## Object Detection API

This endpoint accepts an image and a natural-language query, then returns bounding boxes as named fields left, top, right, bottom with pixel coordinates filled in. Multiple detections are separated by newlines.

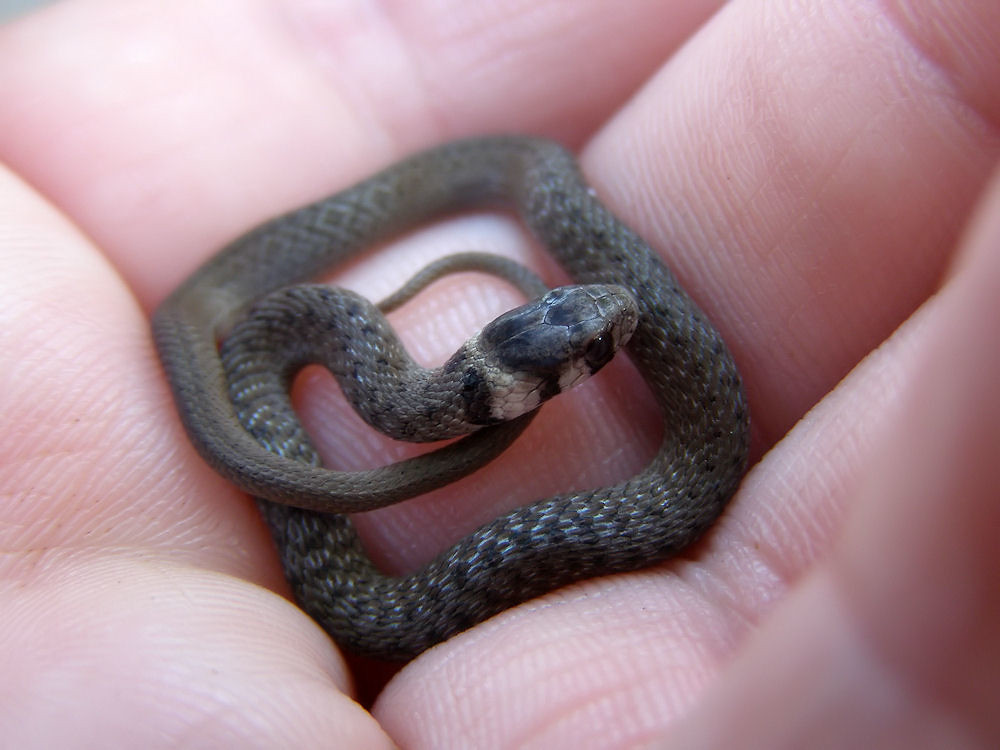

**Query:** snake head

left=470, top=284, right=639, bottom=422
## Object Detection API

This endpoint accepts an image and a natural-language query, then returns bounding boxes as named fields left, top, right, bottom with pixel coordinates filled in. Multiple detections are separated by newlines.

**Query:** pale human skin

left=1, top=0, right=999, bottom=747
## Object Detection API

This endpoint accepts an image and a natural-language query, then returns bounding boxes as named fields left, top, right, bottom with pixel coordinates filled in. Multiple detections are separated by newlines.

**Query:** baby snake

left=152, top=136, right=750, bottom=660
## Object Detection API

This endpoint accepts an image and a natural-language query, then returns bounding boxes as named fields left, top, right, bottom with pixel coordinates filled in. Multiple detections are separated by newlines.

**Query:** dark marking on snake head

left=442, top=350, right=496, bottom=424
left=462, top=364, right=502, bottom=424
left=461, top=367, right=480, bottom=392
left=490, top=327, right=567, bottom=376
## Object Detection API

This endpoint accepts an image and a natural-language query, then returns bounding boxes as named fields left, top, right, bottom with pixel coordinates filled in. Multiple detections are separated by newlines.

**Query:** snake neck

left=220, top=285, right=504, bottom=444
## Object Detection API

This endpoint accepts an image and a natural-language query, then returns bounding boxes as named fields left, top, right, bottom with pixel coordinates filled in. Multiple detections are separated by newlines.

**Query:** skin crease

left=0, top=0, right=998, bottom=748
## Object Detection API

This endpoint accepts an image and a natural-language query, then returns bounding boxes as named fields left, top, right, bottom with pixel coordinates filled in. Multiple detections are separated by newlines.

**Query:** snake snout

left=554, top=284, right=638, bottom=386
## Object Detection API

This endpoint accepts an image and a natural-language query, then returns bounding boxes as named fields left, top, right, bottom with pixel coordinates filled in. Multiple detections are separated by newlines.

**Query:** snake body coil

left=152, top=136, right=750, bottom=660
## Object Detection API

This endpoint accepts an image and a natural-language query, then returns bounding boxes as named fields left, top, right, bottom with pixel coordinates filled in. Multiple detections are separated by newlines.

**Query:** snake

left=152, top=136, right=750, bottom=660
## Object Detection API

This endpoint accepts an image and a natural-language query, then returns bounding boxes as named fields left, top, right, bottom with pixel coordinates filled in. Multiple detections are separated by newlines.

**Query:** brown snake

left=152, top=136, right=750, bottom=660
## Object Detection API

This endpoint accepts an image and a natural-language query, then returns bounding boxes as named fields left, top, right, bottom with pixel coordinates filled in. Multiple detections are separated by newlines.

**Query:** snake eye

left=584, top=332, right=614, bottom=371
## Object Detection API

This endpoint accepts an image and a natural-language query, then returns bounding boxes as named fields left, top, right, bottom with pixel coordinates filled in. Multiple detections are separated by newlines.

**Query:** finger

left=0, top=165, right=395, bottom=745
left=665, top=162, right=1000, bottom=749
left=366, top=0, right=998, bottom=576
left=0, top=0, right=723, bottom=586
left=0, top=0, right=729, bottom=727
left=586, top=0, right=1000, bottom=445
left=0, top=0, right=723, bottom=304
left=373, top=2, right=1000, bottom=747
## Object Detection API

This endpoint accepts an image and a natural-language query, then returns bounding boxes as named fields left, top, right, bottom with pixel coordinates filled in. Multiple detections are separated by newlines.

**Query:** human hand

left=1, top=1, right=998, bottom=747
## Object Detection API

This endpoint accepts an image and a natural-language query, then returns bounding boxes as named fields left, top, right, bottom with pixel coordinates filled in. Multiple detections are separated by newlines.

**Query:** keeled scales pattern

left=152, top=137, right=750, bottom=659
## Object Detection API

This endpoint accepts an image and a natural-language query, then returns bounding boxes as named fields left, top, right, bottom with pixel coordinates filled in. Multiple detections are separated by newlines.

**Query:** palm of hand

left=1, top=2, right=998, bottom=748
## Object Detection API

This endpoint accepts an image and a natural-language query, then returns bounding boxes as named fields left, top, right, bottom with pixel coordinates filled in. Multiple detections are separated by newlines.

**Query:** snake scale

left=152, top=136, right=750, bottom=660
